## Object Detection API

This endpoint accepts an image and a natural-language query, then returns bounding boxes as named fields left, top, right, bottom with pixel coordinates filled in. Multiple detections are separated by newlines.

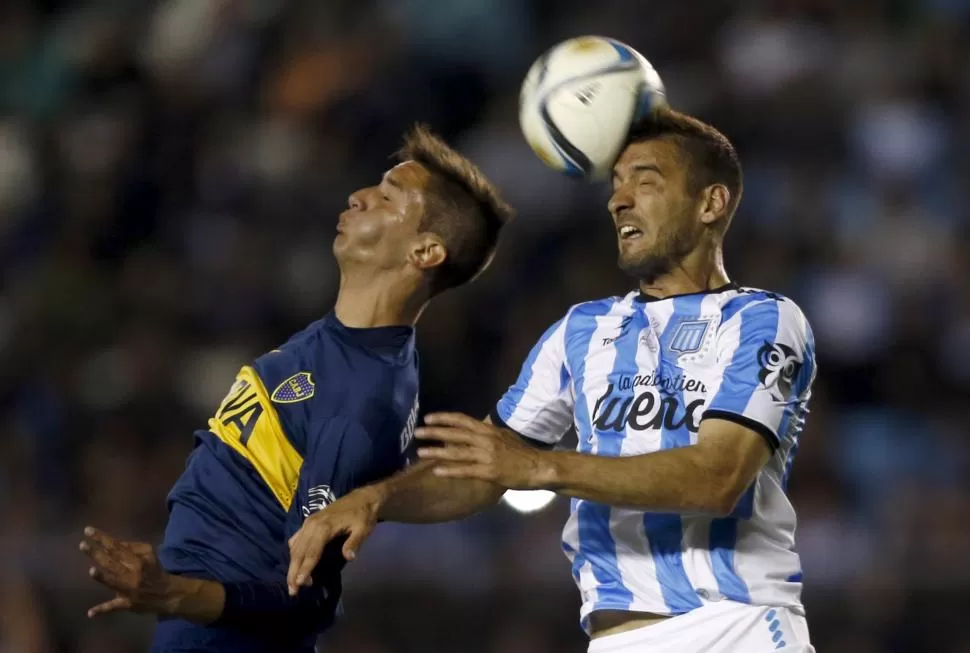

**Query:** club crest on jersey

left=668, top=319, right=711, bottom=354
left=757, top=342, right=802, bottom=401
left=271, top=372, right=315, bottom=403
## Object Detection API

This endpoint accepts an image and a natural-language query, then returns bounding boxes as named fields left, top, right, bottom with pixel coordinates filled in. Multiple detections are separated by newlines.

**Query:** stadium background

left=2, top=0, right=969, bottom=651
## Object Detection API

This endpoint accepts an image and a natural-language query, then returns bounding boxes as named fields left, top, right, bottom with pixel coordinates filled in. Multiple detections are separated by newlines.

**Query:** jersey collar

left=635, top=282, right=738, bottom=303
left=324, top=312, right=416, bottom=362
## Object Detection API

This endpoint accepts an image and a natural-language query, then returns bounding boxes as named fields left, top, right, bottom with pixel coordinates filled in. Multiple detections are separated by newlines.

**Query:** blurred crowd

left=2, top=0, right=970, bottom=651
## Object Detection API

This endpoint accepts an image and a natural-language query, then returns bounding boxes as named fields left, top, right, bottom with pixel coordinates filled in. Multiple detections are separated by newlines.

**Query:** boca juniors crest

left=271, top=372, right=315, bottom=403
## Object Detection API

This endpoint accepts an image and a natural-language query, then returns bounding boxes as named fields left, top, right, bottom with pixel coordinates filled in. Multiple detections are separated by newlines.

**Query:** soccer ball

left=519, top=36, right=667, bottom=181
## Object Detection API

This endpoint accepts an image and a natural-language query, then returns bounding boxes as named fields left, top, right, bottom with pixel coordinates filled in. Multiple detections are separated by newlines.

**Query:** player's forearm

left=164, top=576, right=225, bottom=624
left=214, top=580, right=333, bottom=636
left=537, top=446, right=744, bottom=515
left=375, top=460, right=504, bottom=523
left=166, top=576, right=332, bottom=636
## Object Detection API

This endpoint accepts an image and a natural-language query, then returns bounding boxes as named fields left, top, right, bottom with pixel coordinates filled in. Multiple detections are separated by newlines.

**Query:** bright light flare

left=501, top=489, right=557, bottom=514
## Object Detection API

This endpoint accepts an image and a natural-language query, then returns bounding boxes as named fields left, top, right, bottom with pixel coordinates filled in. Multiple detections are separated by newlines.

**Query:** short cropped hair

left=628, top=108, right=743, bottom=222
left=397, top=125, right=514, bottom=295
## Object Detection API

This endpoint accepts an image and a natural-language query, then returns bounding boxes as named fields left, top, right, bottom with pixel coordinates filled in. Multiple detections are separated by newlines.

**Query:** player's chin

left=616, top=238, right=652, bottom=267
left=332, top=232, right=349, bottom=254
left=617, top=249, right=668, bottom=281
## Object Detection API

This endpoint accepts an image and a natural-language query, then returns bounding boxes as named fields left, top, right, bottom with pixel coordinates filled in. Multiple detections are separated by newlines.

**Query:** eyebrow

left=612, top=163, right=664, bottom=186
left=382, top=173, right=404, bottom=190
left=631, top=163, right=663, bottom=176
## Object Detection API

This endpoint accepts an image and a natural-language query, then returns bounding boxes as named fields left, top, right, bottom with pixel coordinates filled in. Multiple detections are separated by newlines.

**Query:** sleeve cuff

left=700, top=409, right=779, bottom=454
left=489, top=408, right=556, bottom=451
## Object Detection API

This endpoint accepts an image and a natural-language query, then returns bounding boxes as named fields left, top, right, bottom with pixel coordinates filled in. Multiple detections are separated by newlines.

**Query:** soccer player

left=287, top=109, right=817, bottom=653
left=78, top=125, right=512, bottom=653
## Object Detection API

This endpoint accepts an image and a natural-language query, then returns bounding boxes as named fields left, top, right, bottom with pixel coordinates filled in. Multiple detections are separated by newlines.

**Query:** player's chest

left=272, top=357, right=419, bottom=453
left=566, top=310, right=721, bottom=452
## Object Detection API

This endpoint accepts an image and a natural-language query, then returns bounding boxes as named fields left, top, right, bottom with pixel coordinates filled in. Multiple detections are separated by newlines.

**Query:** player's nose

left=608, top=188, right=633, bottom=221
left=347, top=191, right=364, bottom=211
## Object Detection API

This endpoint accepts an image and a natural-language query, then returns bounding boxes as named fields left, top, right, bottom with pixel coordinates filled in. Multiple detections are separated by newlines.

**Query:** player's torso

left=565, top=290, right=726, bottom=457
left=559, top=289, right=805, bottom=622
left=160, top=314, right=418, bottom=583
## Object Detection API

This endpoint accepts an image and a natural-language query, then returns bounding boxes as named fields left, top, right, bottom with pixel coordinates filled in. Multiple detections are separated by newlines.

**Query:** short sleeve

left=702, top=298, right=816, bottom=452
left=492, top=314, right=575, bottom=446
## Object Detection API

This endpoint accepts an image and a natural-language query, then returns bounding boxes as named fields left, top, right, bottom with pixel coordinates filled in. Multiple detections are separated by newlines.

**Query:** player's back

left=155, top=312, right=419, bottom=651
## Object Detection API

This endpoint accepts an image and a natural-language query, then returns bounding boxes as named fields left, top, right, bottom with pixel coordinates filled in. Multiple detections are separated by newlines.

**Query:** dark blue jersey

left=154, top=312, right=418, bottom=652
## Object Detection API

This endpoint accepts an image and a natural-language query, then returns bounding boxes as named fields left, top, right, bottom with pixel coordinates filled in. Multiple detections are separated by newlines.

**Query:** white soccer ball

left=519, top=36, right=667, bottom=181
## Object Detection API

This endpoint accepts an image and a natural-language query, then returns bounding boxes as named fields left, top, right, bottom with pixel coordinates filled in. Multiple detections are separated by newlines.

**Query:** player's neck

left=333, top=272, right=425, bottom=328
left=639, top=247, right=730, bottom=300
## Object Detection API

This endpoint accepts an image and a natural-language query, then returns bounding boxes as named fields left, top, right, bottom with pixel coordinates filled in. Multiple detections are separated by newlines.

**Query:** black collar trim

left=635, top=282, right=739, bottom=303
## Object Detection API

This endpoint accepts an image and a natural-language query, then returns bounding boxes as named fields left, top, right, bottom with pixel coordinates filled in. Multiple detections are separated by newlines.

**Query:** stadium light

left=501, top=489, right=557, bottom=514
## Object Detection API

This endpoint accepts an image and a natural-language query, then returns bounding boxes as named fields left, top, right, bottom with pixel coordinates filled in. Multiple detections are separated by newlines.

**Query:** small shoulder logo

left=669, top=319, right=711, bottom=354
left=757, top=342, right=802, bottom=401
left=271, top=372, right=315, bottom=403
left=601, top=315, right=634, bottom=346
left=301, top=484, right=336, bottom=518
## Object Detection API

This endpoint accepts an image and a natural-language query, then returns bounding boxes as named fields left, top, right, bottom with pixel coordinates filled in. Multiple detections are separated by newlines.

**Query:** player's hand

left=287, top=486, right=382, bottom=596
left=79, top=527, right=207, bottom=620
left=415, top=413, right=554, bottom=489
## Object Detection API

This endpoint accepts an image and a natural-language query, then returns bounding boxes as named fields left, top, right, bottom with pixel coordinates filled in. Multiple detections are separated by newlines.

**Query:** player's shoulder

left=719, top=286, right=814, bottom=349
left=721, top=286, right=809, bottom=323
left=537, top=294, right=635, bottom=344
left=250, top=319, right=329, bottom=399
left=564, top=293, right=637, bottom=320
left=727, top=285, right=796, bottom=305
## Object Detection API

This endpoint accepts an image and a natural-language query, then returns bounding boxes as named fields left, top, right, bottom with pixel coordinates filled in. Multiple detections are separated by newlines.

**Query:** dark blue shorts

left=150, top=617, right=317, bottom=653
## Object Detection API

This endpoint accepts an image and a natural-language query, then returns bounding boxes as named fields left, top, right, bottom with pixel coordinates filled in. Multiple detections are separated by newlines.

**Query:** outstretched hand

left=415, top=412, right=553, bottom=489
left=287, top=486, right=382, bottom=596
left=80, top=527, right=180, bottom=618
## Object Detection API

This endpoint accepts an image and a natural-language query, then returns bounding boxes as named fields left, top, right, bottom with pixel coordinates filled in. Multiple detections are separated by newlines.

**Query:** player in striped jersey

left=287, top=109, right=817, bottom=653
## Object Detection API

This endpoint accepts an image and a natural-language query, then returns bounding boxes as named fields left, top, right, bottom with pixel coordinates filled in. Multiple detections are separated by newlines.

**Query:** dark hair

left=628, top=108, right=743, bottom=222
left=396, top=124, right=514, bottom=295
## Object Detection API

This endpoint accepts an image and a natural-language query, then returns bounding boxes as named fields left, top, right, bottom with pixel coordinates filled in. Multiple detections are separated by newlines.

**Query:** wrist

left=167, top=576, right=225, bottom=625
left=360, top=483, right=389, bottom=521
left=533, top=450, right=562, bottom=490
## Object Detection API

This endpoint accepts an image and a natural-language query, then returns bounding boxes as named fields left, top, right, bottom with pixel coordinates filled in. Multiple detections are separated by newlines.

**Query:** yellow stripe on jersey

left=208, top=366, right=303, bottom=510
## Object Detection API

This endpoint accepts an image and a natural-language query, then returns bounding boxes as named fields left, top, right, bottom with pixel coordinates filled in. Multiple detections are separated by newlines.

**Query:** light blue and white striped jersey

left=492, top=284, right=816, bottom=632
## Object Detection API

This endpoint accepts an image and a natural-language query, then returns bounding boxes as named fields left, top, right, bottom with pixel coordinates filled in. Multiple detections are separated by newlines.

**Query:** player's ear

left=408, top=233, right=447, bottom=271
left=699, top=184, right=730, bottom=227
